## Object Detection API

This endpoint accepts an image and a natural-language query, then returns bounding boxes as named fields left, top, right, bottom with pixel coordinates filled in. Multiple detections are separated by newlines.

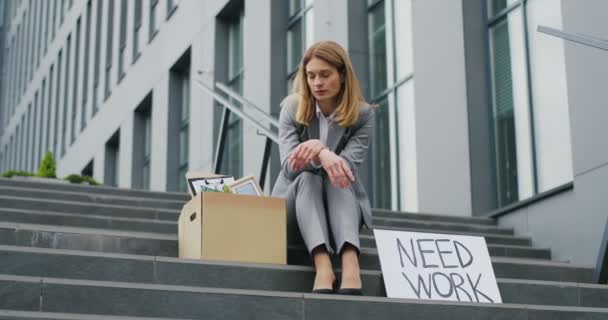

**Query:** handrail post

left=213, top=108, right=231, bottom=174
left=259, top=137, right=272, bottom=190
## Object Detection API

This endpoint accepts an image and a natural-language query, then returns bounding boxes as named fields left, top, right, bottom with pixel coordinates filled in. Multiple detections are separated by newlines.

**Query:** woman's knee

left=295, top=171, right=323, bottom=188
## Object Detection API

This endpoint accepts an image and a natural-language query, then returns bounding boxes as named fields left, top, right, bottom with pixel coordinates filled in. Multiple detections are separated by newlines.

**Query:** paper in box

left=178, top=192, right=287, bottom=265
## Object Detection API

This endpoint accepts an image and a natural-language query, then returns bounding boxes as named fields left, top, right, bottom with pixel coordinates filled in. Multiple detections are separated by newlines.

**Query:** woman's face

left=305, top=57, right=342, bottom=107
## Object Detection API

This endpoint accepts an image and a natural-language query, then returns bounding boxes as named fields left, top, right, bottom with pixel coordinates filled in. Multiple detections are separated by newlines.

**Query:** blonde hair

left=291, top=41, right=366, bottom=127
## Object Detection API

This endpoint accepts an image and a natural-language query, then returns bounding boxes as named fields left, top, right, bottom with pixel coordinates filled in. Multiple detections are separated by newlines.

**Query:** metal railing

left=194, top=75, right=279, bottom=189
left=538, top=25, right=608, bottom=52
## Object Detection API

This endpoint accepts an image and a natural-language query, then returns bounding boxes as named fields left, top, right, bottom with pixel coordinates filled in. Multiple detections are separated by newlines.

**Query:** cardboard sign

left=374, top=229, right=502, bottom=303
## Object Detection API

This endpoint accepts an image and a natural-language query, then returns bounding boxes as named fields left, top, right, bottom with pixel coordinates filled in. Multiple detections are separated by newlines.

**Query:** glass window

left=104, top=0, right=115, bottom=100
left=142, top=112, right=151, bottom=189
left=133, top=0, right=143, bottom=62
left=71, top=18, right=82, bottom=145
left=54, top=50, right=63, bottom=156
left=40, top=78, right=47, bottom=156
left=46, top=65, right=54, bottom=154
left=82, top=0, right=92, bottom=130
left=220, top=11, right=244, bottom=178
left=177, top=73, right=190, bottom=192
left=51, top=0, right=57, bottom=39
left=61, top=34, right=72, bottom=158
left=487, top=1, right=539, bottom=207
left=286, top=0, right=313, bottom=92
left=93, top=0, right=102, bottom=115
left=366, top=0, right=414, bottom=210
left=167, top=0, right=178, bottom=19
left=118, top=0, right=127, bottom=81
left=149, top=0, right=159, bottom=42
left=525, top=0, right=572, bottom=191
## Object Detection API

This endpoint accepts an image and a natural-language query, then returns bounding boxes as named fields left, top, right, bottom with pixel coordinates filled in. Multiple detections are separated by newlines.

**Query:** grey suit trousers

left=285, top=171, right=361, bottom=255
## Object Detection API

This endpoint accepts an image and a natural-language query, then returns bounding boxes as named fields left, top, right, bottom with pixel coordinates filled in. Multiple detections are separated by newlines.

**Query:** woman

left=272, top=41, right=375, bottom=295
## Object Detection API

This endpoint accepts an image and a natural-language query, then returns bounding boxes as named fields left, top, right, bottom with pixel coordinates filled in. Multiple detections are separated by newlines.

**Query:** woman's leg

left=285, top=172, right=335, bottom=290
left=312, top=245, right=335, bottom=290
left=340, top=243, right=362, bottom=289
left=323, top=178, right=362, bottom=289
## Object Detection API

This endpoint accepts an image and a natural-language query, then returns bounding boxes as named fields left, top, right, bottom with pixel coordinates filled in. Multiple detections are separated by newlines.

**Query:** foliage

left=2, top=170, right=35, bottom=178
left=37, top=151, right=57, bottom=178
left=64, top=174, right=100, bottom=185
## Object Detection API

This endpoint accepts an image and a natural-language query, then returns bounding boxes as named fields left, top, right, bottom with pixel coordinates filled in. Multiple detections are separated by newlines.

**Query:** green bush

left=37, top=151, right=57, bottom=178
left=82, top=175, right=100, bottom=186
left=2, top=170, right=35, bottom=178
left=64, top=174, right=100, bottom=185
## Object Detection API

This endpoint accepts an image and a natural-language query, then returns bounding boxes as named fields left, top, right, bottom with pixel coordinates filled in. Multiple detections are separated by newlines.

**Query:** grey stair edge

left=0, top=177, right=189, bottom=200
left=0, top=195, right=180, bottom=214
left=0, top=244, right=592, bottom=281
left=0, top=222, right=550, bottom=261
left=0, top=207, right=514, bottom=236
left=0, top=310, right=194, bottom=320
left=0, top=185, right=185, bottom=204
left=0, top=208, right=521, bottom=239
left=0, top=222, right=177, bottom=240
left=0, top=208, right=176, bottom=225
left=372, top=208, right=496, bottom=222
left=372, top=217, right=509, bottom=232
left=364, top=227, right=531, bottom=241
left=3, top=273, right=608, bottom=313
left=0, top=219, right=529, bottom=244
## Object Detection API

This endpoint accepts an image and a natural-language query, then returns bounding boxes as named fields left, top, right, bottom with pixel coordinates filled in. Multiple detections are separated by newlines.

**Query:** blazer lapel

left=327, top=121, right=346, bottom=152
left=307, top=116, right=320, bottom=141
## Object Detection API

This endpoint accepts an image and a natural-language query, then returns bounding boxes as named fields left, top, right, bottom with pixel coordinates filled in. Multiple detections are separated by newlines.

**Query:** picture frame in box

left=185, top=171, right=234, bottom=197
left=227, top=175, right=263, bottom=196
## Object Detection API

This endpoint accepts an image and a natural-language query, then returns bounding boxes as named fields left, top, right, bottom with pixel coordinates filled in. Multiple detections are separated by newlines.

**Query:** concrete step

left=361, top=229, right=532, bottom=247
left=0, top=208, right=177, bottom=234
left=371, top=217, right=513, bottom=235
left=0, top=222, right=177, bottom=257
left=0, top=186, right=184, bottom=210
left=0, top=310, right=189, bottom=320
left=0, top=177, right=190, bottom=202
left=2, top=273, right=608, bottom=319
left=0, top=221, right=546, bottom=261
left=0, top=206, right=516, bottom=239
left=0, top=246, right=594, bottom=306
left=0, top=225, right=590, bottom=283
left=372, top=209, right=497, bottom=226
left=0, top=196, right=179, bottom=221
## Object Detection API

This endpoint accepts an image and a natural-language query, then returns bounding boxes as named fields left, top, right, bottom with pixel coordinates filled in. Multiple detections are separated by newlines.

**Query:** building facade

left=0, top=0, right=607, bottom=265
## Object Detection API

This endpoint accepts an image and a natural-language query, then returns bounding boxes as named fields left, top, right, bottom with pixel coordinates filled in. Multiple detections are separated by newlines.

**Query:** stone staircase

left=0, top=177, right=607, bottom=319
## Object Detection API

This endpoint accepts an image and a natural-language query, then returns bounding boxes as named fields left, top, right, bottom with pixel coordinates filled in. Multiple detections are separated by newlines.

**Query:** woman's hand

left=318, top=149, right=355, bottom=189
left=289, top=139, right=327, bottom=172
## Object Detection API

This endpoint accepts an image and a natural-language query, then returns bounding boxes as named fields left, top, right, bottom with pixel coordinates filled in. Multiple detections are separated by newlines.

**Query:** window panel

left=526, top=0, right=572, bottom=191
left=393, top=0, right=413, bottom=80
left=368, top=1, right=387, bottom=98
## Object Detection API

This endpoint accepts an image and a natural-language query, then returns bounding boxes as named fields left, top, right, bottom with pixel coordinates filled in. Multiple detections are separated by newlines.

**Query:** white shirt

left=315, top=102, right=336, bottom=145
left=311, top=103, right=336, bottom=168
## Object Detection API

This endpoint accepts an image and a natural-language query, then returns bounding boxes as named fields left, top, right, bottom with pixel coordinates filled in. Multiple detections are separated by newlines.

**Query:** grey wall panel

left=411, top=0, right=473, bottom=215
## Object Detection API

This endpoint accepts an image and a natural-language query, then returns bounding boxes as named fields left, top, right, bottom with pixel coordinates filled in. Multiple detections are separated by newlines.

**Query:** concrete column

left=189, top=24, right=216, bottom=174
left=411, top=0, right=473, bottom=215
left=150, top=74, right=169, bottom=191
left=313, top=0, right=349, bottom=47
left=118, top=114, right=133, bottom=188
left=242, top=0, right=272, bottom=184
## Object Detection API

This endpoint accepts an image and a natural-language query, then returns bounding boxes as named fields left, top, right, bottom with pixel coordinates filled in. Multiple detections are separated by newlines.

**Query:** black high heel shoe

left=336, top=288, right=363, bottom=296
left=311, top=288, right=334, bottom=294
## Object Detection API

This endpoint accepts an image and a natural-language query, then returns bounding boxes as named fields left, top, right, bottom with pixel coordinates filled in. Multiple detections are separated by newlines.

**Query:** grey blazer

left=271, top=94, right=376, bottom=229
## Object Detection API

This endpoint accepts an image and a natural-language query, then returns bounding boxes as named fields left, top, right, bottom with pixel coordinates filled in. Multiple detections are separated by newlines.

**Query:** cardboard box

left=178, top=192, right=287, bottom=265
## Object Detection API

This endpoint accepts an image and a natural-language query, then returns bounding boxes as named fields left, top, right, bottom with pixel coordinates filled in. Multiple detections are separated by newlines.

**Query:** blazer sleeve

left=339, top=107, right=376, bottom=172
left=278, top=96, right=318, bottom=180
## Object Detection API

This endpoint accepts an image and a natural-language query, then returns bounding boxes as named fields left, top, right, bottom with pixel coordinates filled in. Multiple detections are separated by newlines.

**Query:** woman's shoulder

left=357, top=101, right=375, bottom=122
left=280, top=94, right=301, bottom=111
